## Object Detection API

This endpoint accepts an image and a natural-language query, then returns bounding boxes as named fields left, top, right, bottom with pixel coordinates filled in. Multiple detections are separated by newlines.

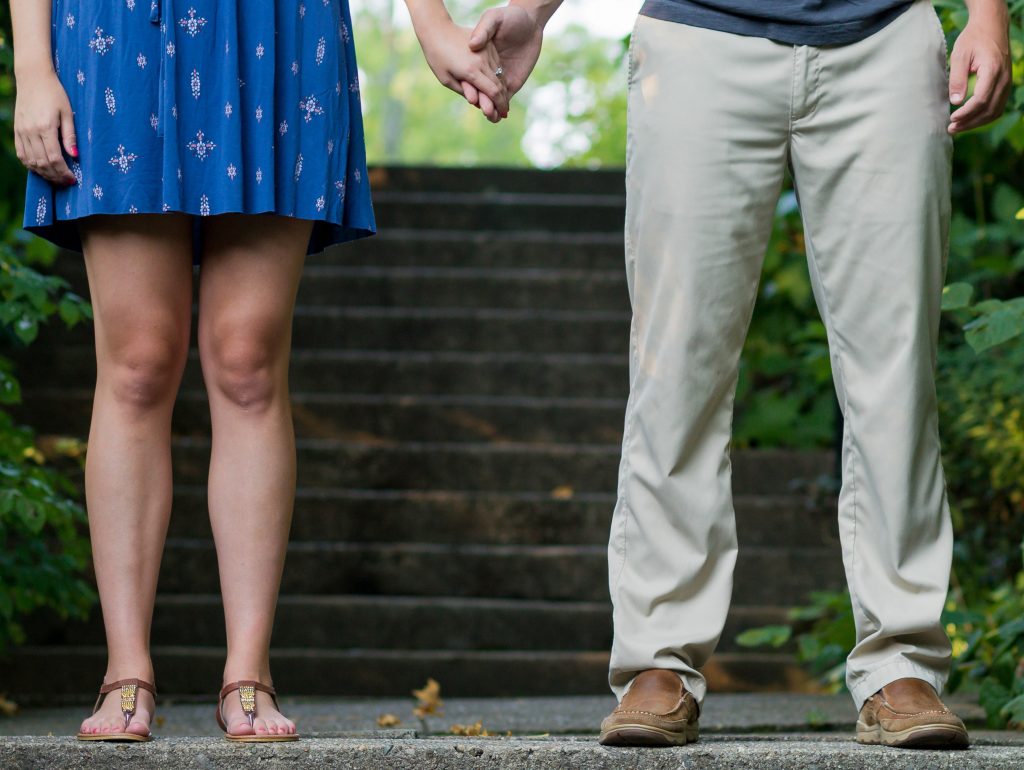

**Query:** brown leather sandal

left=76, top=678, right=157, bottom=742
left=216, top=680, right=299, bottom=742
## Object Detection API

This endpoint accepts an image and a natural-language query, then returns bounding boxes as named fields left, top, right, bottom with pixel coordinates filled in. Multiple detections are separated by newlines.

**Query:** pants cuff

left=847, top=656, right=949, bottom=712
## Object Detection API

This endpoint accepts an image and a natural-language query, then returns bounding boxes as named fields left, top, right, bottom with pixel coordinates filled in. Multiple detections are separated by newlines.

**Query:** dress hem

left=23, top=205, right=377, bottom=260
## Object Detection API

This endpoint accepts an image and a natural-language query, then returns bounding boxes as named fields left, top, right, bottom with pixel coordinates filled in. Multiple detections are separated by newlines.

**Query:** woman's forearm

left=10, top=0, right=55, bottom=80
left=403, top=0, right=455, bottom=36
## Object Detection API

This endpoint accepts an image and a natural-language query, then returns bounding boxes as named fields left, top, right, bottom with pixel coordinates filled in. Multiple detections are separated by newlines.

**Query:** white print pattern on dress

left=89, top=28, right=115, bottom=56
left=137, top=52, right=147, bottom=69
left=77, top=70, right=86, bottom=85
left=200, top=194, right=210, bottom=215
left=72, top=162, right=83, bottom=187
left=191, top=69, right=201, bottom=99
left=66, top=14, right=75, bottom=29
left=36, top=197, right=47, bottom=226
left=150, top=113, right=159, bottom=131
left=166, top=41, right=176, bottom=57
left=227, top=163, right=237, bottom=180
left=327, top=139, right=334, bottom=155
left=187, top=130, right=216, bottom=160
left=109, top=144, right=139, bottom=173
left=291, top=61, right=300, bottom=76
left=255, top=106, right=264, bottom=122
left=129, top=204, right=138, bottom=213
left=256, top=167, right=263, bottom=184
left=127, top=0, right=136, bottom=10
left=256, top=42, right=265, bottom=59
left=279, top=120, right=289, bottom=136
left=316, top=195, right=325, bottom=212
left=92, top=184, right=104, bottom=199
left=179, top=8, right=208, bottom=37
left=225, top=102, right=233, bottom=118
left=105, top=88, right=116, bottom=115
left=299, top=95, right=324, bottom=122
left=316, top=37, right=326, bottom=65
left=294, top=153, right=303, bottom=181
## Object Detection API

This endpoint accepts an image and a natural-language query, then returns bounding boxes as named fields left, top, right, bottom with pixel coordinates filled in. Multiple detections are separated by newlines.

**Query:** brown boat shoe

left=856, top=677, right=969, bottom=749
left=599, top=669, right=699, bottom=746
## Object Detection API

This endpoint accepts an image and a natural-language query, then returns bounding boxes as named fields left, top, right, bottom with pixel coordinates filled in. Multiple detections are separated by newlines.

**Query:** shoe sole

left=599, top=723, right=698, bottom=747
left=76, top=733, right=152, bottom=742
left=225, top=734, right=301, bottom=742
left=856, top=721, right=969, bottom=749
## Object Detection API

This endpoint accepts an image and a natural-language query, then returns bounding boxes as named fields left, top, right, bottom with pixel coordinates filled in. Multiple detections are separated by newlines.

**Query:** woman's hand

left=14, top=69, right=78, bottom=186
left=407, top=0, right=510, bottom=123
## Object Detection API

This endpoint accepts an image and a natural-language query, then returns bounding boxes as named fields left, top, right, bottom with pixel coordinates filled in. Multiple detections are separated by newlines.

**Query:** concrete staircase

left=5, top=167, right=843, bottom=699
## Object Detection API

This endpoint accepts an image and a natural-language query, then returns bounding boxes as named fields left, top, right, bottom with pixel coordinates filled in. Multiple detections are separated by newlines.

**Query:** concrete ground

left=2, top=694, right=1022, bottom=768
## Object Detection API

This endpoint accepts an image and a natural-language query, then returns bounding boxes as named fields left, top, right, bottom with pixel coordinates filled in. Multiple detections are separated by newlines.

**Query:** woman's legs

left=77, top=213, right=195, bottom=736
left=197, top=213, right=312, bottom=737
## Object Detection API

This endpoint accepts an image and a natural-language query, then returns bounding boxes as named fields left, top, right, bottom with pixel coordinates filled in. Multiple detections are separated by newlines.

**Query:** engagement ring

left=495, top=66, right=504, bottom=78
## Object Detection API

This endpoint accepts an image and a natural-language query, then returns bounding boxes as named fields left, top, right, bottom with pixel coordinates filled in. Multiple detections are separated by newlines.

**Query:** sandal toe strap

left=219, top=680, right=279, bottom=728
left=94, top=678, right=157, bottom=730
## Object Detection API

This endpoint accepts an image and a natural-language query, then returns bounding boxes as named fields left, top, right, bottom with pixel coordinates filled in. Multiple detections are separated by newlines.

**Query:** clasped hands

left=411, top=1, right=545, bottom=123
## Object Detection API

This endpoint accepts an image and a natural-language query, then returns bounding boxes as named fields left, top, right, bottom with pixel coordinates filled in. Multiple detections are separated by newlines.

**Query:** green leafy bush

left=0, top=9, right=96, bottom=656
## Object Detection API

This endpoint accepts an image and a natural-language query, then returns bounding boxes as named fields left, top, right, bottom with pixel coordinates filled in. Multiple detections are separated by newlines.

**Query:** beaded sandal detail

left=216, top=680, right=299, bottom=742
left=76, top=678, right=157, bottom=742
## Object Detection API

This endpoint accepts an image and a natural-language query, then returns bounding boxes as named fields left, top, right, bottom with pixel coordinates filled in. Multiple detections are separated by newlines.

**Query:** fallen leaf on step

left=551, top=485, right=574, bottom=500
left=0, top=695, right=18, bottom=716
left=154, top=716, right=167, bottom=728
left=450, top=721, right=493, bottom=736
left=377, top=713, right=401, bottom=727
left=412, top=678, right=444, bottom=718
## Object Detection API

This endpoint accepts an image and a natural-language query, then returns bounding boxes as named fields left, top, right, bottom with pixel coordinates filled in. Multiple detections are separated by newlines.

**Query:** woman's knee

left=100, top=336, right=186, bottom=411
left=202, top=327, right=285, bottom=412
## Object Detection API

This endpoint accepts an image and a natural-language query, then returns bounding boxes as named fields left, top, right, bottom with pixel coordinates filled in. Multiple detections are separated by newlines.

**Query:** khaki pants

left=609, top=0, right=955, bottom=711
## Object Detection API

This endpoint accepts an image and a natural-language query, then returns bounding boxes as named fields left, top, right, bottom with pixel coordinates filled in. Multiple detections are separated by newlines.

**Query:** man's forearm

left=509, top=0, right=565, bottom=28
left=964, top=0, right=1009, bottom=28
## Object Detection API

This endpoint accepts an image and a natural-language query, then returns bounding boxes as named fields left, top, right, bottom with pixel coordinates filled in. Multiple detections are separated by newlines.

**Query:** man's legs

left=788, top=0, right=959, bottom=728
left=607, top=15, right=792, bottom=710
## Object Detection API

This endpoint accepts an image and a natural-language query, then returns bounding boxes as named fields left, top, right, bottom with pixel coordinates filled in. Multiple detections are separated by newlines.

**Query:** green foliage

left=734, top=193, right=835, bottom=448
left=0, top=233, right=96, bottom=654
left=944, top=567, right=1024, bottom=728
left=0, top=9, right=96, bottom=655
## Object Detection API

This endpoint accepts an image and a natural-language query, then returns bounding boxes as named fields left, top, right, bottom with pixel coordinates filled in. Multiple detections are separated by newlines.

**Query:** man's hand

left=468, top=4, right=546, bottom=98
left=947, top=2, right=1011, bottom=134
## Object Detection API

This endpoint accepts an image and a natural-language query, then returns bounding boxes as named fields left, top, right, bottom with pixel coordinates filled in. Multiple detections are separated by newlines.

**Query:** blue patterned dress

left=23, top=0, right=376, bottom=259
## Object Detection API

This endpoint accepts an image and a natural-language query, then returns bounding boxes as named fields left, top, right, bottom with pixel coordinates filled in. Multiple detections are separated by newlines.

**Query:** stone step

left=165, top=440, right=834, bottom=496
left=51, top=263, right=631, bottom=312
left=368, top=165, right=625, bottom=196
left=290, top=307, right=630, bottom=353
left=371, top=192, right=625, bottom=233
left=0, top=646, right=803, bottom=698
left=24, top=595, right=791, bottom=654
left=163, top=488, right=840, bottom=549
left=321, top=230, right=626, bottom=269
left=23, top=348, right=630, bottom=400
left=24, top=390, right=627, bottom=445
left=156, top=539, right=844, bottom=604
left=7, top=734, right=1020, bottom=769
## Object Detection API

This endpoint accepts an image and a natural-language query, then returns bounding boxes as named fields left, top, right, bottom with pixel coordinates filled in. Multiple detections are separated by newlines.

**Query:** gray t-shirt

left=640, top=0, right=916, bottom=46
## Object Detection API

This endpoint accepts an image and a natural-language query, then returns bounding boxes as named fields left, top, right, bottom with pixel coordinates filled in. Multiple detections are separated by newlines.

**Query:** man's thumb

left=469, top=9, right=502, bottom=51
